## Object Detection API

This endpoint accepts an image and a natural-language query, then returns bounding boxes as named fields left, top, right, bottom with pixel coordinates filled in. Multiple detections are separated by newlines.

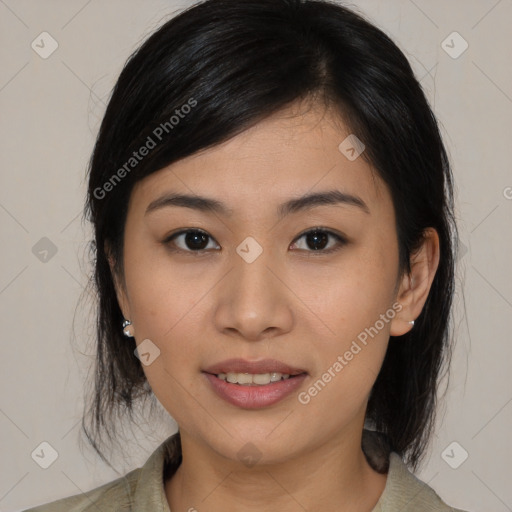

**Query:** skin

left=109, top=100, right=440, bottom=512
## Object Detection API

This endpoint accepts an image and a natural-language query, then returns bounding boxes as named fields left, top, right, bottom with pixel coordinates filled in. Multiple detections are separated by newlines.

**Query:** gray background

left=1, top=1, right=511, bottom=510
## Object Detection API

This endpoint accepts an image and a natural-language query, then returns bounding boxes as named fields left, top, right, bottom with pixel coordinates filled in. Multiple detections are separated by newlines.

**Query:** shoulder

left=22, top=467, right=141, bottom=512
left=22, top=433, right=181, bottom=512
left=362, top=430, right=469, bottom=512
left=374, top=452, right=469, bottom=512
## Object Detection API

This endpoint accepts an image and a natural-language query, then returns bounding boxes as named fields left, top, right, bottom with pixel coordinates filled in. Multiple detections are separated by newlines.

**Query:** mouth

left=213, top=371, right=300, bottom=386
left=202, top=358, right=308, bottom=409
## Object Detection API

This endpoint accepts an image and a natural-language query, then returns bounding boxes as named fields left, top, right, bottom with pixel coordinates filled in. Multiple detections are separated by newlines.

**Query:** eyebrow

left=145, top=189, right=370, bottom=218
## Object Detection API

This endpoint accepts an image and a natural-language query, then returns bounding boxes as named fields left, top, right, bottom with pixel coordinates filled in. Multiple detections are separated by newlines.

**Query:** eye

left=164, top=229, right=220, bottom=253
left=163, top=227, right=347, bottom=255
left=290, top=228, right=347, bottom=254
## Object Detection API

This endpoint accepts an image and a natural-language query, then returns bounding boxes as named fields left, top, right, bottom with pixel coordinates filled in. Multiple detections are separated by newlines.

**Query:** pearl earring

left=408, top=320, right=415, bottom=327
left=122, top=319, right=134, bottom=337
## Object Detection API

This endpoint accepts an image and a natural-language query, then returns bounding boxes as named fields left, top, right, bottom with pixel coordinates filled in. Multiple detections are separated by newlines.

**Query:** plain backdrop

left=1, top=1, right=511, bottom=511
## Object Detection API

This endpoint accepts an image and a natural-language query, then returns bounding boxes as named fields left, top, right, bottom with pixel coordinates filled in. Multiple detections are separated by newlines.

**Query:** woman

left=26, top=0, right=469, bottom=510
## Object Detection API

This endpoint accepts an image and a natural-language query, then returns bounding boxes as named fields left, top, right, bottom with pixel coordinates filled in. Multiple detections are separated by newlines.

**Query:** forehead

left=131, top=102, right=388, bottom=216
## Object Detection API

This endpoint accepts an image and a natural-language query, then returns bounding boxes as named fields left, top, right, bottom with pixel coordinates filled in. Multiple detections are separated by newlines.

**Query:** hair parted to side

left=81, top=0, right=458, bottom=471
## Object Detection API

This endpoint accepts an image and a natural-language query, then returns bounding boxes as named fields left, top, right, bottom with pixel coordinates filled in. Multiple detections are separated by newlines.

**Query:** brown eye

left=290, top=228, right=347, bottom=254
left=164, top=229, right=220, bottom=252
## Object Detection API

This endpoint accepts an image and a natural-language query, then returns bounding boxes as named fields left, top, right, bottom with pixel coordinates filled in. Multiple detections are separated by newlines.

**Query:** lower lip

left=203, top=372, right=308, bottom=409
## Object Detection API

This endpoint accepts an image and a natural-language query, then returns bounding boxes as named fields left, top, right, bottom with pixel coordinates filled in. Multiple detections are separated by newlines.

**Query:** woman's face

left=113, top=102, right=412, bottom=464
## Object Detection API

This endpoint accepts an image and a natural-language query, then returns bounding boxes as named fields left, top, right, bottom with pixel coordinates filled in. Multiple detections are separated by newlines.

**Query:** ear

left=390, top=228, right=440, bottom=336
left=105, top=241, right=131, bottom=320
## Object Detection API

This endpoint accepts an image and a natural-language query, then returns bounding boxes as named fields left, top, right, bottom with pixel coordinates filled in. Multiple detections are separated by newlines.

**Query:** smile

left=216, top=372, right=291, bottom=385
left=203, top=372, right=308, bottom=409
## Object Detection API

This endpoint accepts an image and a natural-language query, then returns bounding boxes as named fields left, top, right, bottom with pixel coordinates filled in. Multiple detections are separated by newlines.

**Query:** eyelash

left=162, top=227, right=348, bottom=256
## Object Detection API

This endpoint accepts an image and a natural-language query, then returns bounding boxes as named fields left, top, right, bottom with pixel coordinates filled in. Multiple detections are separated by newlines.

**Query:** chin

left=200, top=423, right=310, bottom=467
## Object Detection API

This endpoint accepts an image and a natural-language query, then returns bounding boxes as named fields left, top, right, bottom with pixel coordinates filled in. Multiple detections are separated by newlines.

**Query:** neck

left=164, top=428, right=387, bottom=512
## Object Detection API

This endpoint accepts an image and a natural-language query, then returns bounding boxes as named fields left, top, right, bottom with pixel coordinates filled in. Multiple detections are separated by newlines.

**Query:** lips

left=203, top=358, right=307, bottom=376
left=203, top=372, right=308, bottom=409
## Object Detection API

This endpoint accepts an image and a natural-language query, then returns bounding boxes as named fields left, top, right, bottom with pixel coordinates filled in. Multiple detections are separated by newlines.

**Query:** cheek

left=295, top=280, right=393, bottom=423
left=121, top=243, right=214, bottom=389
left=293, top=249, right=396, bottom=403
left=298, top=247, right=397, bottom=341
left=124, top=239, right=209, bottom=335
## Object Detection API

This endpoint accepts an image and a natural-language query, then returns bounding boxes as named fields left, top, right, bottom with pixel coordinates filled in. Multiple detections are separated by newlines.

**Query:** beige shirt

left=24, top=432, right=468, bottom=512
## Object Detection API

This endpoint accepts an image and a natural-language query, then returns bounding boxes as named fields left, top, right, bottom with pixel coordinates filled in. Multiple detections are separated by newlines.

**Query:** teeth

left=217, top=372, right=291, bottom=385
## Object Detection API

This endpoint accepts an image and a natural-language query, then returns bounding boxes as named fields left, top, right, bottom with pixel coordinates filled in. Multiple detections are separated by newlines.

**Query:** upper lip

left=203, top=358, right=307, bottom=376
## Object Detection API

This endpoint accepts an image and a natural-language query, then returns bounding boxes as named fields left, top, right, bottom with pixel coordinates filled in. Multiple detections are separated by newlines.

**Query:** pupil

left=186, top=231, right=208, bottom=250
left=308, top=231, right=327, bottom=250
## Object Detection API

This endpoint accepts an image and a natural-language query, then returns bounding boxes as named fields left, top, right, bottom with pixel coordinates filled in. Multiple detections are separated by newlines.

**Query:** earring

left=408, top=320, right=415, bottom=327
left=122, top=319, right=134, bottom=338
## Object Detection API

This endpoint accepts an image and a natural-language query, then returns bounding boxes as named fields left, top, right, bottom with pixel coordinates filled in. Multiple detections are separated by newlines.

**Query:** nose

left=213, top=242, right=294, bottom=342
